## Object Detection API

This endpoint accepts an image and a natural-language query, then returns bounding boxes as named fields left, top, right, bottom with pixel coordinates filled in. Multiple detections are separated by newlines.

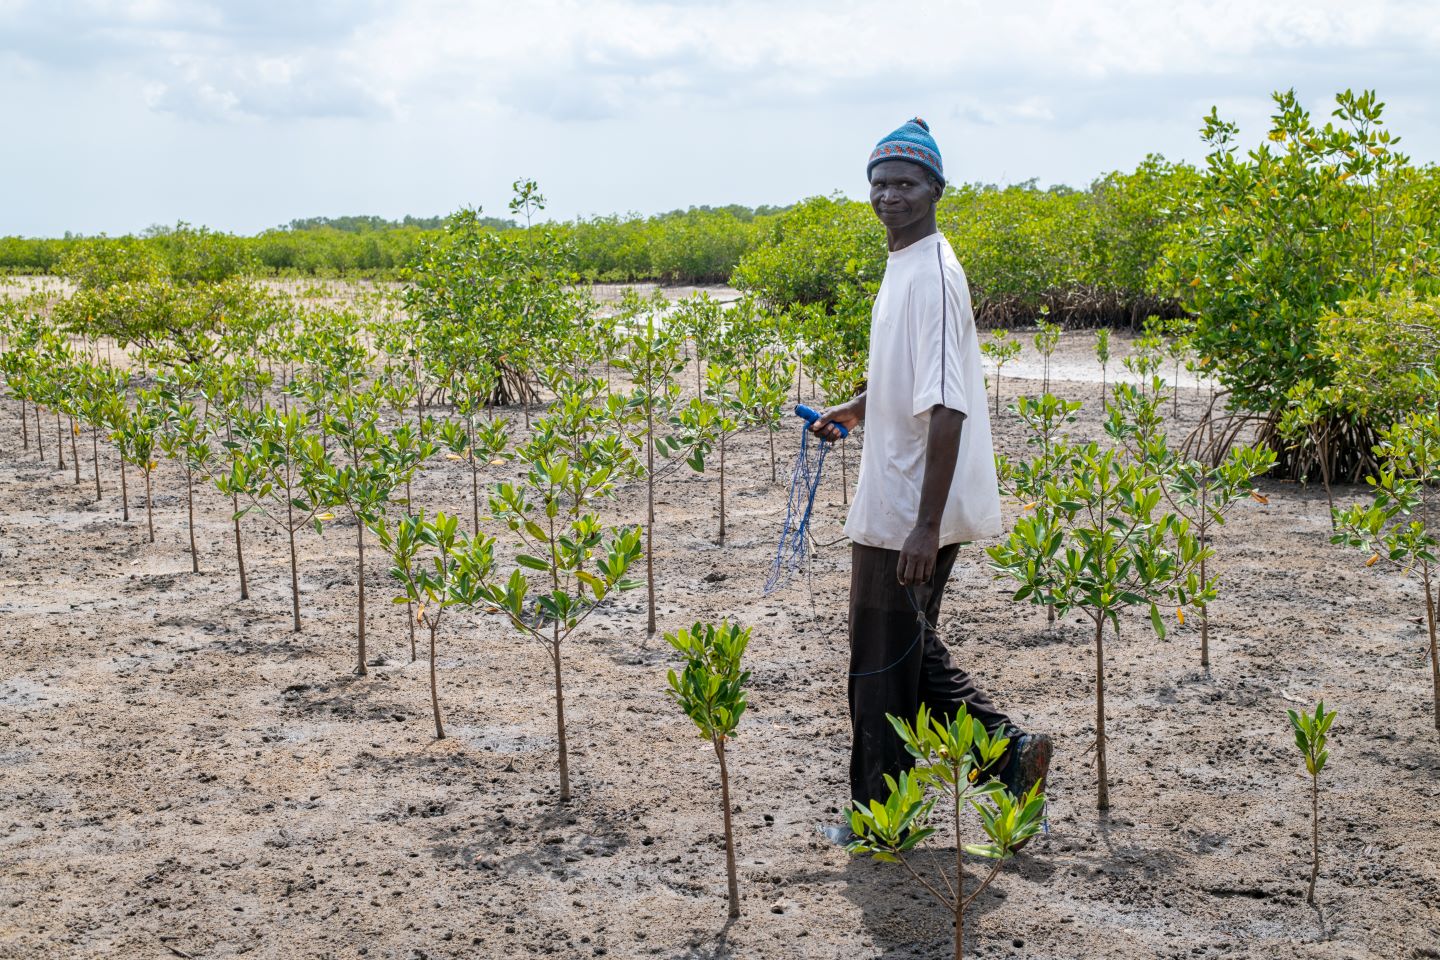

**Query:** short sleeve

left=909, top=247, right=968, bottom=419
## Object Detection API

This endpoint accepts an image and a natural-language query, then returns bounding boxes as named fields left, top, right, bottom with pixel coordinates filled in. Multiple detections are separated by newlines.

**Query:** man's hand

left=897, top=523, right=940, bottom=586
left=811, top=392, right=866, bottom=442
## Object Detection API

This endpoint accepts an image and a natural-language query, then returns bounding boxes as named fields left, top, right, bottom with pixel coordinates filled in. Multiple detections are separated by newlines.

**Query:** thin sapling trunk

left=143, top=468, right=154, bottom=543
left=1094, top=613, right=1109, bottom=811
left=185, top=461, right=198, bottom=572
left=356, top=522, right=367, bottom=675
left=69, top=418, right=80, bottom=484
left=286, top=497, right=301, bottom=632
left=1307, top=769, right=1319, bottom=904
left=646, top=408, right=657, bottom=636
left=717, top=431, right=726, bottom=546
left=1425, top=563, right=1440, bottom=731
left=716, top=739, right=740, bottom=919
left=91, top=424, right=102, bottom=499
left=553, top=629, right=570, bottom=801
left=429, top=623, right=444, bottom=738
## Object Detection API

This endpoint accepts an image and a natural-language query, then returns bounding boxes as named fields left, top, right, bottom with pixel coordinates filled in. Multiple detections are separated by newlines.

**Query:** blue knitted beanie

left=867, top=117, right=944, bottom=186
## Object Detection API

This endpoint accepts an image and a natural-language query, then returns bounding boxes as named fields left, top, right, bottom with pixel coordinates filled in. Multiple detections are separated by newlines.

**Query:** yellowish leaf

left=417, top=604, right=426, bottom=621
left=1176, top=607, right=1186, bottom=626
left=1366, top=554, right=1380, bottom=567
left=1250, top=492, right=1269, bottom=505
left=317, top=512, right=335, bottom=521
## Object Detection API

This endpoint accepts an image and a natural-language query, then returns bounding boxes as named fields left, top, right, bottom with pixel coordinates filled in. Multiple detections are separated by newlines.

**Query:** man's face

left=869, top=160, right=941, bottom=231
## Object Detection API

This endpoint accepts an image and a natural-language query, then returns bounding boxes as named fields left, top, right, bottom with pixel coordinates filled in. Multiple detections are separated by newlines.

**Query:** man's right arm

left=812, top=391, right=866, bottom=442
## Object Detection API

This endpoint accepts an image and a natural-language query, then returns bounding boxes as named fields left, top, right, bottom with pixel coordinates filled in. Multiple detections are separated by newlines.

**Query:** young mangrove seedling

left=991, top=407, right=1212, bottom=810
left=477, top=418, right=643, bottom=800
left=1032, top=315, right=1060, bottom=396
left=1287, top=700, right=1334, bottom=905
left=1104, top=379, right=1276, bottom=669
left=980, top=328, right=1021, bottom=417
left=374, top=511, right=492, bottom=738
left=1094, top=327, right=1110, bottom=403
left=665, top=621, right=752, bottom=919
left=847, top=704, right=1046, bottom=960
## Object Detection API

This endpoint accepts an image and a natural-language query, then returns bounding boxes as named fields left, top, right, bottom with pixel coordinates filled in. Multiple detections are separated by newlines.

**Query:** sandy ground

left=2, top=329, right=1438, bottom=960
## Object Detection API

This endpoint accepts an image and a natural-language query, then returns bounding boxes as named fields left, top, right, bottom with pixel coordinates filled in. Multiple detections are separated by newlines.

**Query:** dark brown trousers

left=848, top=541, right=1012, bottom=807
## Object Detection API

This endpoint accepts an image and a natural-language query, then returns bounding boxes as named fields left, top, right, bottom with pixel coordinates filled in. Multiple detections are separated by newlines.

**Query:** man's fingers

left=898, top=553, right=921, bottom=586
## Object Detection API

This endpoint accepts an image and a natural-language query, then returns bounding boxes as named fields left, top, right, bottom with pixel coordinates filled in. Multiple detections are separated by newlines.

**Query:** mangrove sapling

left=35, top=342, right=71, bottom=474
left=736, top=355, right=795, bottom=486
left=452, top=367, right=510, bottom=533
left=479, top=444, right=643, bottom=801
left=847, top=704, right=1046, bottom=960
left=76, top=363, right=120, bottom=500
left=1287, top=701, right=1334, bottom=905
left=1332, top=408, right=1440, bottom=730
left=384, top=418, right=440, bottom=659
left=1123, top=327, right=1165, bottom=399
left=612, top=302, right=688, bottom=635
left=1105, top=380, right=1277, bottom=669
left=1163, top=322, right=1193, bottom=418
left=1032, top=316, right=1060, bottom=396
left=221, top=406, right=328, bottom=632
left=664, top=621, right=752, bottom=919
left=315, top=401, right=414, bottom=675
left=704, top=364, right=746, bottom=546
left=374, top=511, right=481, bottom=738
left=437, top=413, right=511, bottom=537
left=807, top=350, right=867, bottom=505
left=113, top=390, right=165, bottom=543
left=156, top=395, right=212, bottom=573
left=203, top=359, right=272, bottom=600
left=980, top=329, right=1020, bottom=417
left=990, top=427, right=1212, bottom=810
left=388, top=419, right=437, bottom=515
left=667, top=396, right=731, bottom=543
left=1094, top=327, right=1111, bottom=403
left=54, top=359, right=84, bottom=486
left=995, top=394, right=1081, bottom=633
left=672, top=293, right=725, bottom=398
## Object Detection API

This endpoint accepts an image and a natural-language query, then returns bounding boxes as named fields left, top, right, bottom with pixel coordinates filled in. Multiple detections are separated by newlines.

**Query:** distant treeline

left=0, top=166, right=1214, bottom=324
left=0, top=203, right=793, bottom=285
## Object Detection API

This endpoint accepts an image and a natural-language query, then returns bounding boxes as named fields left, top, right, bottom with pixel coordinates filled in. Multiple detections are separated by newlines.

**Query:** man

left=814, top=118, right=1051, bottom=843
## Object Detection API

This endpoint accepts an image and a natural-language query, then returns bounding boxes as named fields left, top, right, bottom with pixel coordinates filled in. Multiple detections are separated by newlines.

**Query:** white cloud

left=5, top=0, right=1439, bottom=122
left=1, top=0, right=1437, bottom=234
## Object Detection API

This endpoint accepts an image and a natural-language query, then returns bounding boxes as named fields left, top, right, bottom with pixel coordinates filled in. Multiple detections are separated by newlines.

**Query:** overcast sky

left=2, top=0, right=1437, bottom=237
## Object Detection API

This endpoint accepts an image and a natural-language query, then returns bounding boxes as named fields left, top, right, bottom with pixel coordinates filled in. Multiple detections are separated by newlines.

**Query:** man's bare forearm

left=916, top=406, right=964, bottom=530
left=896, top=405, right=964, bottom=585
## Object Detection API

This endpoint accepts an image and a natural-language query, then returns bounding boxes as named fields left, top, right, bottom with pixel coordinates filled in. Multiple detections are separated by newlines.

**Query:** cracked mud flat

left=1, top=325, right=1438, bottom=960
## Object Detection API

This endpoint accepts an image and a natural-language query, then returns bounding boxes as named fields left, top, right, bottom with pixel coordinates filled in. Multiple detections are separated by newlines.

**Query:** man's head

left=867, top=117, right=944, bottom=232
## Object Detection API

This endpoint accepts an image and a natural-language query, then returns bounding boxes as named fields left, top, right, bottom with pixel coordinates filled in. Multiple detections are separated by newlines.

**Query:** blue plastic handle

left=795, top=404, right=848, bottom=440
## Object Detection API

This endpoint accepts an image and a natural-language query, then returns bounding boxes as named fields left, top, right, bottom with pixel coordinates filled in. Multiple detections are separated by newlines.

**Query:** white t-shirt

left=843, top=233, right=1002, bottom=551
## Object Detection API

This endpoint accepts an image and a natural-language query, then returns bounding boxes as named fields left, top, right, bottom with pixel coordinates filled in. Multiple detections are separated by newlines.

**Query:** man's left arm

left=897, top=406, right=964, bottom=586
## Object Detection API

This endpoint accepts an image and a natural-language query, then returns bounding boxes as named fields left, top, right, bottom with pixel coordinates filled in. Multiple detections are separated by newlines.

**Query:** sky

left=2, top=0, right=1438, bottom=237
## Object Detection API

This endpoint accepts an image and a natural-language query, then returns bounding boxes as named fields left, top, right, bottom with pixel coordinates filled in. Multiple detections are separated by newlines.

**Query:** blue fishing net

left=765, top=411, right=837, bottom=595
